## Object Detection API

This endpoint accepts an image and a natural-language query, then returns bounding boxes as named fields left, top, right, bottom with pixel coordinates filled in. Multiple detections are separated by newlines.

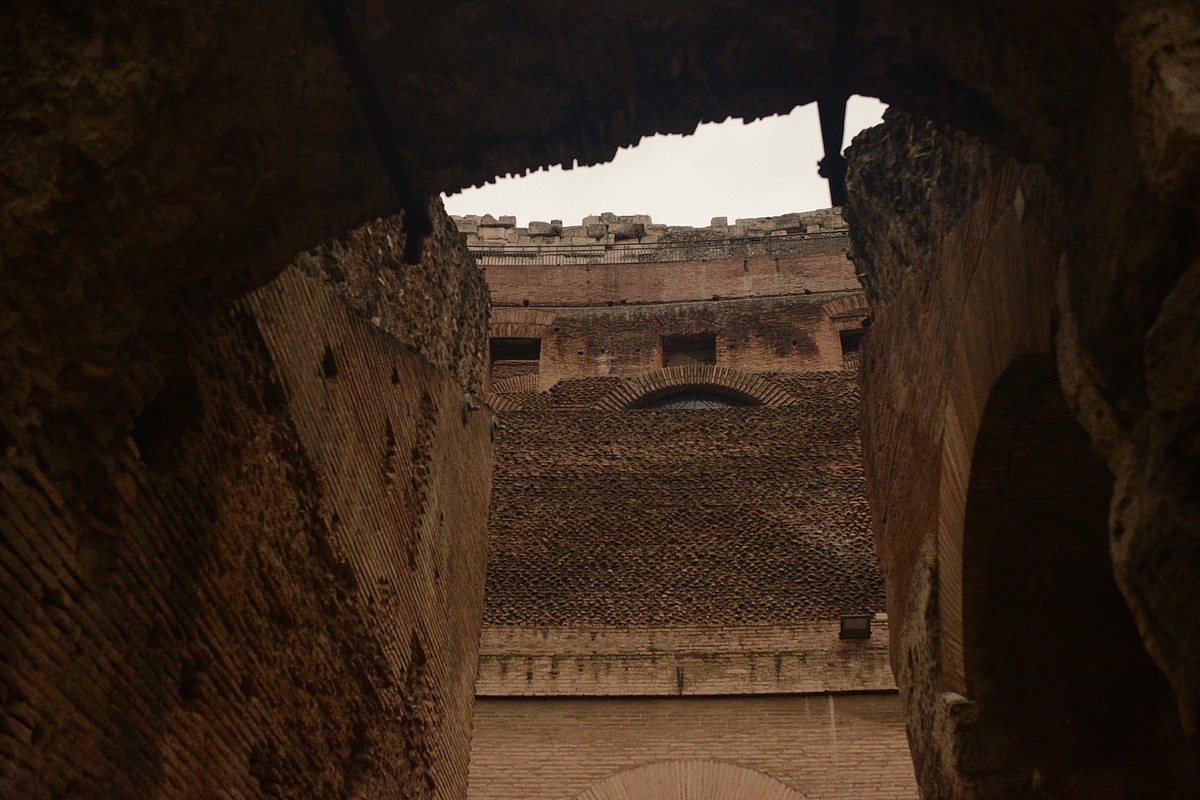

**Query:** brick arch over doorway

left=575, top=759, right=808, bottom=800
left=595, top=365, right=797, bottom=410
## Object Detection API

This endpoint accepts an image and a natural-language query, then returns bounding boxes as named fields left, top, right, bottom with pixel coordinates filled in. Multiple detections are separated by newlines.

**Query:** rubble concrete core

left=3, top=2, right=1200, bottom=799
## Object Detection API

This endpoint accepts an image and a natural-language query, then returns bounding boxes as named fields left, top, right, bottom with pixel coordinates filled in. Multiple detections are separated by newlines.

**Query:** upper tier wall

left=454, top=211, right=857, bottom=307
left=453, top=209, right=847, bottom=252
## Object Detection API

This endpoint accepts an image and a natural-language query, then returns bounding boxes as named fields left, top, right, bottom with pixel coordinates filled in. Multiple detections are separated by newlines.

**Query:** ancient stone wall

left=468, top=211, right=866, bottom=392
left=0, top=204, right=493, bottom=799
left=846, top=112, right=1200, bottom=799
left=468, top=218, right=911, bottom=799
left=490, top=292, right=863, bottom=391
left=467, top=213, right=856, bottom=309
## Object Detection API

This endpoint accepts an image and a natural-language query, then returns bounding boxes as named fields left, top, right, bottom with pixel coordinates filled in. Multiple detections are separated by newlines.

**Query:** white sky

left=443, top=96, right=887, bottom=228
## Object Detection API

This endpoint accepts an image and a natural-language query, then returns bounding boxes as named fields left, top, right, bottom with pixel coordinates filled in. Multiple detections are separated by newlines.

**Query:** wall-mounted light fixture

left=840, top=614, right=872, bottom=640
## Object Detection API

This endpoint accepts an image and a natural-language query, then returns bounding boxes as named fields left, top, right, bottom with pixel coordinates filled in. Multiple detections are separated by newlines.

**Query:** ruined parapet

left=451, top=210, right=848, bottom=266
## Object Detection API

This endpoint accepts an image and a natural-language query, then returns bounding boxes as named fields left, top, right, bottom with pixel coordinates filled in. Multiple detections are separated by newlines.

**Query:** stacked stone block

left=454, top=209, right=847, bottom=246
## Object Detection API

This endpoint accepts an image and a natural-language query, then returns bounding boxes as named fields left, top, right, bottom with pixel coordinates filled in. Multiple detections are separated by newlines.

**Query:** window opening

left=642, top=391, right=750, bottom=410
left=489, top=337, right=541, bottom=382
left=839, top=327, right=864, bottom=370
left=662, top=333, right=716, bottom=367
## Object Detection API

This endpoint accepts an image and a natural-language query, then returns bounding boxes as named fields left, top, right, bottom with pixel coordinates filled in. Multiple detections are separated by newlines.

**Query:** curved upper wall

left=458, top=210, right=858, bottom=306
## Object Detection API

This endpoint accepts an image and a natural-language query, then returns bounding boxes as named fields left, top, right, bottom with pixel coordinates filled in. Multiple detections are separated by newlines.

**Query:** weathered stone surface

left=847, top=109, right=1200, bottom=799
left=0, top=264, right=493, bottom=799
left=292, top=203, right=489, bottom=391
left=5, top=1, right=1200, bottom=797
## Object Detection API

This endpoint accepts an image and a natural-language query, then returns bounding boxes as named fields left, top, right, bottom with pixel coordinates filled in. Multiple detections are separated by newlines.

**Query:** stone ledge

left=452, top=209, right=848, bottom=254
left=476, top=623, right=896, bottom=696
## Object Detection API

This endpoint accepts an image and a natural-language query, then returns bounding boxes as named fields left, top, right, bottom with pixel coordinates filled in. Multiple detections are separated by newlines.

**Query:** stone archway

left=576, top=759, right=809, bottom=800
left=953, top=355, right=1198, bottom=798
left=6, top=4, right=1200, bottom=799
left=595, top=365, right=796, bottom=410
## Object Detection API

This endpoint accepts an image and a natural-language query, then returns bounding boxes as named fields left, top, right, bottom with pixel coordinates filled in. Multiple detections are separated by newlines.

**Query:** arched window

left=641, top=390, right=753, bottom=410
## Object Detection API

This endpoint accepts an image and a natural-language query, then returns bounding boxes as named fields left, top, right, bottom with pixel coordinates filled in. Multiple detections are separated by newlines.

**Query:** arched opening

left=638, top=387, right=756, bottom=410
left=575, top=759, right=808, bottom=800
left=960, top=355, right=1197, bottom=797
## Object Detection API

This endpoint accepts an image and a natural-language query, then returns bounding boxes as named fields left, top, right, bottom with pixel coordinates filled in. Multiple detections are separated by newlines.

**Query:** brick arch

left=489, top=307, right=557, bottom=340
left=489, top=372, right=538, bottom=396
left=822, top=295, right=869, bottom=323
left=594, top=366, right=796, bottom=410
left=575, top=759, right=809, bottom=800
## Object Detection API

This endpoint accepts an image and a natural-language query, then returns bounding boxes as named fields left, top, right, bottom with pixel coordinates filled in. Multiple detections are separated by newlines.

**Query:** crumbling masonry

left=3, top=3, right=1200, bottom=799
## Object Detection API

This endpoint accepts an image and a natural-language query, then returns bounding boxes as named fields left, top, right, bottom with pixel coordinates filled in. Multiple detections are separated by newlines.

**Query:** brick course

left=476, top=623, right=895, bottom=696
left=484, top=240, right=857, bottom=309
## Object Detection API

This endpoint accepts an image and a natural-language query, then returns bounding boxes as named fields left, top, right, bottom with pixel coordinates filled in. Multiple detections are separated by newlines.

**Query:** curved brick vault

left=4, top=2, right=1200, bottom=799
left=575, top=760, right=809, bottom=800
left=595, top=365, right=797, bottom=410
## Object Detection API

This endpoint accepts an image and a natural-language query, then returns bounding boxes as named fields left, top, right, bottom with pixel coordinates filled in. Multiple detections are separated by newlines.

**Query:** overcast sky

left=443, top=96, right=887, bottom=228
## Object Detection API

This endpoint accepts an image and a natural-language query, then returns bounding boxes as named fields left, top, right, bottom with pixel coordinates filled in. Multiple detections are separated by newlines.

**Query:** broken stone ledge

left=451, top=209, right=848, bottom=249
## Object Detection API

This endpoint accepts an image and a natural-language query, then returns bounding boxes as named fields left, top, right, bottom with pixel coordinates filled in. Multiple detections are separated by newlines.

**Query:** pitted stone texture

left=293, top=200, right=489, bottom=391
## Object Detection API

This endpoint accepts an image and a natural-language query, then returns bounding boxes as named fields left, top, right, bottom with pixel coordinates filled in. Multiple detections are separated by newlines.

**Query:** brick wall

left=470, top=209, right=910, bottom=800
left=485, top=240, right=857, bottom=308
left=843, top=116, right=1066, bottom=797
left=467, top=694, right=918, bottom=800
left=845, top=106, right=1200, bottom=800
left=485, top=395, right=882, bottom=629
left=522, top=292, right=864, bottom=389
left=0, top=207, right=493, bottom=799
left=476, top=623, right=895, bottom=696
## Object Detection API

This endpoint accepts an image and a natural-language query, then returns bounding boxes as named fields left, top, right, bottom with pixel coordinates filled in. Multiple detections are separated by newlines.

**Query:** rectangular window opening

left=839, top=327, right=865, bottom=371
left=489, top=338, right=541, bottom=386
left=661, top=333, right=716, bottom=367
left=490, top=337, right=541, bottom=363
